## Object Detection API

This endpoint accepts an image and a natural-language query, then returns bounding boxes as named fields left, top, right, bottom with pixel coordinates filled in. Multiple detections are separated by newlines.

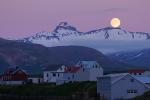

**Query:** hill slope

left=0, top=38, right=133, bottom=74
left=108, top=48, right=150, bottom=68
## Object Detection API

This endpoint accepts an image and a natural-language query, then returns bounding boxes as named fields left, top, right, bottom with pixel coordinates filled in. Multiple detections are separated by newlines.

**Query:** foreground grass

left=133, top=90, right=150, bottom=100
left=0, top=81, right=96, bottom=96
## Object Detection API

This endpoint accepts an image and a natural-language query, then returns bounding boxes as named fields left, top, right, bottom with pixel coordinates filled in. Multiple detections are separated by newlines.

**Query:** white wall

left=111, top=75, right=149, bottom=100
left=28, top=78, right=43, bottom=84
left=97, top=77, right=111, bottom=100
left=0, top=81, right=24, bottom=85
left=97, top=75, right=149, bottom=100
left=44, top=71, right=65, bottom=83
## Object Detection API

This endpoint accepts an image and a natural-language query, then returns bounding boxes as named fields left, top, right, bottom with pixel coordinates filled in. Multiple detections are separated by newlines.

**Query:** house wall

left=111, top=75, right=149, bottom=100
left=28, top=78, right=43, bottom=84
left=74, top=68, right=90, bottom=81
left=89, top=67, right=103, bottom=81
left=44, top=71, right=64, bottom=83
left=143, top=71, right=150, bottom=76
left=0, top=81, right=24, bottom=85
left=2, top=71, right=28, bottom=81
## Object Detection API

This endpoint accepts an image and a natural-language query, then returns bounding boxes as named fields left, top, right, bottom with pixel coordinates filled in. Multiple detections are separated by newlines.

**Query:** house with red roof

left=128, top=69, right=145, bottom=75
left=43, top=61, right=103, bottom=85
left=0, top=67, right=28, bottom=85
left=128, top=69, right=150, bottom=77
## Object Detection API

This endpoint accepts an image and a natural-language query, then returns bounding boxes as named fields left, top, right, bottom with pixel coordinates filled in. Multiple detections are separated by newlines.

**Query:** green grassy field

left=0, top=81, right=96, bottom=96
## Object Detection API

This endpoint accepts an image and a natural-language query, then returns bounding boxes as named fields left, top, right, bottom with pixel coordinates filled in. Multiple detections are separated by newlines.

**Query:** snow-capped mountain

left=18, top=22, right=150, bottom=53
left=21, top=22, right=150, bottom=42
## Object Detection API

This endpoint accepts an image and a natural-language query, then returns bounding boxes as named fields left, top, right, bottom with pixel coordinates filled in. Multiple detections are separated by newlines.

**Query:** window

left=58, top=73, right=59, bottom=77
left=53, top=73, right=56, bottom=77
left=95, top=65, right=98, bottom=68
left=46, top=73, right=49, bottom=77
left=72, top=74, right=74, bottom=79
left=83, top=68, right=85, bottom=72
left=139, top=73, right=142, bottom=75
left=68, top=77, right=70, bottom=80
left=127, top=90, right=137, bottom=93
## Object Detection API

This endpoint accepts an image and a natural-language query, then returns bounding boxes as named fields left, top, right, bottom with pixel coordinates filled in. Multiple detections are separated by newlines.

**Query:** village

left=0, top=60, right=150, bottom=100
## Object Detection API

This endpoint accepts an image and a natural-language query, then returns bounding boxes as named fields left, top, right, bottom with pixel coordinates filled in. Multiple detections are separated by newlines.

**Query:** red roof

left=128, top=69, right=145, bottom=73
left=65, top=67, right=81, bottom=73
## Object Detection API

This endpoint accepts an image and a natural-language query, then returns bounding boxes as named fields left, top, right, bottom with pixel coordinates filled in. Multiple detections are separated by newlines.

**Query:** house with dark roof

left=43, top=65, right=66, bottom=83
left=0, top=67, right=28, bottom=85
left=97, top=73, right=150, bottom=100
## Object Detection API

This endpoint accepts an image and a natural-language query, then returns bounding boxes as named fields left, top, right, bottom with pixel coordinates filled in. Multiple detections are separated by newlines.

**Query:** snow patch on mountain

left=17, top=22, right=150, bottom=53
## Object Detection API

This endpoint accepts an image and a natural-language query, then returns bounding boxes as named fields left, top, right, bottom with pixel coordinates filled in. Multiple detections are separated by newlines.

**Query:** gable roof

left=4, top=67, right=28, bottom=75
left=135, top=76, right=150, bottom=84
left=65, top=67, right=81, bottom=73
left=98, top=73, right=150, bottom=89
left=128, top=69, right=145, bottom=73
left=102, top=73, right=129, bottom=84
left=12, top=69, right=28, bottom=75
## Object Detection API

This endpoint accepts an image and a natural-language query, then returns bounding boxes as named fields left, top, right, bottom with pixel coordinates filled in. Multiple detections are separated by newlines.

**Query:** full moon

left=111, top=18, right=121, bottom=28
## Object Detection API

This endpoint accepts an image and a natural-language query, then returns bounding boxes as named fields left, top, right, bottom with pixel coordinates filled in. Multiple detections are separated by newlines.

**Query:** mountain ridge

left=18, top=22, right=150, bottom=48
left=0, top=38, right=135, bottom=74
left=108, top=48, right=150, bottom=68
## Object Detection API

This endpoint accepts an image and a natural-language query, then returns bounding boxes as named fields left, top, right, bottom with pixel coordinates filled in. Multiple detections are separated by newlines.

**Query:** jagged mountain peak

left=19, top=22, right=150, bottom=47
left=54, top=22, right=78, bottom=33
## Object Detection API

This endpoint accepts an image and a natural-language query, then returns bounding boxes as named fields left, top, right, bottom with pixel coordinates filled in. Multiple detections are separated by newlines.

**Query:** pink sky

left=0, top=0, right=150, bottom=39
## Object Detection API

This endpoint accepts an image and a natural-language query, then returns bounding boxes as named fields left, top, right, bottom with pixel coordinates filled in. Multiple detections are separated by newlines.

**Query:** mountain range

left=0, top=38, right=134, bottom=74
left=18, top=22, right=150, bottom=53
left=108, top=48, right=150, bottom=69
left=0, top=22, right=150, bottom=74
left=21, top=22, right=150, bottom=43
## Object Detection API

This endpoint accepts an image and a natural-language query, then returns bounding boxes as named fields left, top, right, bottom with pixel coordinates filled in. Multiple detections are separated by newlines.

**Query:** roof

left=4, top=67, right=28, bottom=75
left=135, top=76, right=150, bottom=84
left=12, top=69, right=28, bottom=75
left=65, top=67, right=81, bottom=73
left=77, top=61, right=98, bottom=68
left=100, top=73, right=129, bottom=84
left=128, top=69, right=145, bottom=73
left=97, top=73, right=150, bottom=88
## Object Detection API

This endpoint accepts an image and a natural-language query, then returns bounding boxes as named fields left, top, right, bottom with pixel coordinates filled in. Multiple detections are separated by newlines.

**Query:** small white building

left=97, top=73, right=150, bottom=100
left=43, top=65, right=66, bottom=83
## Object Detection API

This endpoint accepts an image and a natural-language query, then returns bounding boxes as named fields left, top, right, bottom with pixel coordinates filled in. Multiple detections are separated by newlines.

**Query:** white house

left=43, top=61, right=103, bottom=84
left=97, top=73, right=150, bottom=100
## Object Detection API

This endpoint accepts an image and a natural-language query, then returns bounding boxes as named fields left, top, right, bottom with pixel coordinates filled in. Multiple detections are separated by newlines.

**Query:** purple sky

left=0, top=0, right=150, bottom=39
